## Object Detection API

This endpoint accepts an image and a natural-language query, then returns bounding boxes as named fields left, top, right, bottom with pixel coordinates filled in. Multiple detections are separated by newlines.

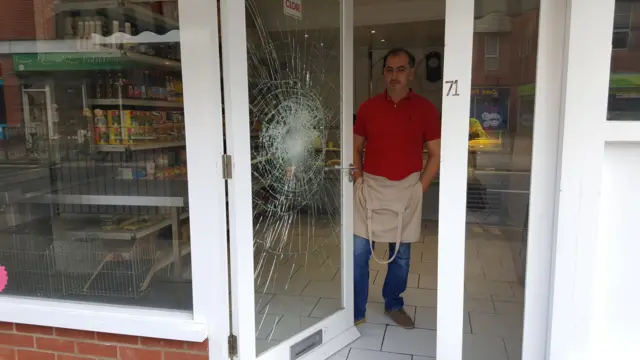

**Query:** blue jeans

left=353, top=234, right=411, bottom=321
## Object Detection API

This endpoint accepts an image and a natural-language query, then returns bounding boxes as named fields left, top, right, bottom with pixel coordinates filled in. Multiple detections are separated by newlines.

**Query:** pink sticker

left=0, top=266, right=7, bottom=293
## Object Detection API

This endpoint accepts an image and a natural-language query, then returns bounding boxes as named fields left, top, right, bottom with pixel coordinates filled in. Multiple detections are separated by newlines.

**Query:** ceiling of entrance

left=354, top=0, right=433, bottom=5
left=354, top=20, right=445, bottom=49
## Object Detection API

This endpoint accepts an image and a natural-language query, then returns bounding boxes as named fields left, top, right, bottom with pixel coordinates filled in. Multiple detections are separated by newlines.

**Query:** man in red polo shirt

left=352, top=48, right=441, bottom=328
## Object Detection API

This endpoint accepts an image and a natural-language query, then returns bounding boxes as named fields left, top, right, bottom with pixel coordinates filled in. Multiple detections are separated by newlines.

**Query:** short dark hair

left=382, top=48, right=416, bottom=68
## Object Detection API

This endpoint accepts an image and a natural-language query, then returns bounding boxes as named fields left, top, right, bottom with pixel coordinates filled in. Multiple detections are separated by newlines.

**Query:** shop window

left=608, top=1, right=640, bottom=121
left=0, top=1, right=195, bottom=312
left=612, top=2, right=632, bottom=50
left=485, top=35, right=500, bottom=70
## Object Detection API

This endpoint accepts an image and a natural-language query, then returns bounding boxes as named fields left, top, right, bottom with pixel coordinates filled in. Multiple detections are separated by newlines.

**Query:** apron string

left=367, top=209, right=403, bottom=265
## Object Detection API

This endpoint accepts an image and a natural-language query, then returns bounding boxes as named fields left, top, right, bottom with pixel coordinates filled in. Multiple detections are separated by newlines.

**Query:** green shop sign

left=12, top=52, right=140, bottom=72
left=609, top=73, right=640, bottom=88
left=518, top=74, right=640, bottom=96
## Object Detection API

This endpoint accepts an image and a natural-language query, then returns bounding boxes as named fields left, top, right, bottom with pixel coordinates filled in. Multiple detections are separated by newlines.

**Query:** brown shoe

left=354, top=318, right=366, bottom=326
left=385, top=309, right=414, bottom=329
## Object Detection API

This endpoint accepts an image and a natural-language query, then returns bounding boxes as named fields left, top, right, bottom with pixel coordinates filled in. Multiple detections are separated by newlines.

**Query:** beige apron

left=354, top=172, right=423, bottom=264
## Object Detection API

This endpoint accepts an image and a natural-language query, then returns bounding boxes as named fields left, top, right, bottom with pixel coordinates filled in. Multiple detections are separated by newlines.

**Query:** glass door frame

left=436, top=0, right=475, bottom=357
left=219, top=0, right=359, bottom=359
left=438, top=0, right=566, bottom=359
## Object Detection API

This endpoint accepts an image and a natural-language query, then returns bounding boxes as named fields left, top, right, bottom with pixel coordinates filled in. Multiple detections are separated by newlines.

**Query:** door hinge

left=228, top=334, right=238, bottom=358
left=222, top=154, right=233, bottom=179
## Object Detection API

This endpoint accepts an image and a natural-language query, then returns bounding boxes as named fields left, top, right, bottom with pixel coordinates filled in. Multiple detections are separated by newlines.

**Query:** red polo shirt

left=354, top=90, right=441, bottom=181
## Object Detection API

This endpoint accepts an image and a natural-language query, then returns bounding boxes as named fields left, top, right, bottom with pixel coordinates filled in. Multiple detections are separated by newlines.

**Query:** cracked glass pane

left=243, top=0, right=343, bottom=354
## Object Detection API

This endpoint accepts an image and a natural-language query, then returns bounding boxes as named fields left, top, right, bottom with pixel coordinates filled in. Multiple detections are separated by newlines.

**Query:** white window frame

left=484, top=34, right=500, bottom=70
left=0, top=1, right=230, bottom=358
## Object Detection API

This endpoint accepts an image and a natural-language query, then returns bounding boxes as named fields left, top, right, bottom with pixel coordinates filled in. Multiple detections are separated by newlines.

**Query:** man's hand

left=354, top=170, right=363, bottom=183
left=353, top=135, right=366, bottom=184
left=421, top=180, right=428, bottom=193
left=351, top=165, right=363, bottom=183
left=420, top=138, right=441, bottom=193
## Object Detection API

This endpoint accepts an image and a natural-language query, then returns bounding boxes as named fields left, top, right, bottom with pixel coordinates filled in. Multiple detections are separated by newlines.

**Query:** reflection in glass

left=608, top=0, right=640, bottom=121
left=462, top=3, right=540, bottom=360
left=242, top=0, right=343, bottom=354
left=0, top=1, right=192, bottom=310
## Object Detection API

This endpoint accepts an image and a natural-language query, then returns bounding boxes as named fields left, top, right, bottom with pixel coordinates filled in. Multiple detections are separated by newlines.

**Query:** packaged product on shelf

left=175, top=165, right=187, bottom=176
left=155, top=112, right=173, bottom=140
left=93, top=109, right=109, bottom=144
left=100, top=215, right=132, bottom=230
left=157, top=167, right=175, bottom=179
left=167, top=112, right=186, bottom=140
left=107, top=110, right=123, bottom=144
left=145, top=161, right=156, bottom=178
left=126, top=111, right=158, bottom=143
left=118, top=163, right=148, bottom=179
left=109, top=126, right=122, bottom=144
left=107, top=110, right=122, bottom=126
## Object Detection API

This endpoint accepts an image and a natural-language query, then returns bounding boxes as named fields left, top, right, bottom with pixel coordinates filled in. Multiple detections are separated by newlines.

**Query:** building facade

left=0, top=0, right=637, bottom=360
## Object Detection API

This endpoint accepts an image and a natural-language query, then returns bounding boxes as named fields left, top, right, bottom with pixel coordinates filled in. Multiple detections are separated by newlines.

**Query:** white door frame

left=519, top=0, right=569, bottom=359
left=436, top=0, right=475, bottom=358
left=219, top=0, right=359, bottom=358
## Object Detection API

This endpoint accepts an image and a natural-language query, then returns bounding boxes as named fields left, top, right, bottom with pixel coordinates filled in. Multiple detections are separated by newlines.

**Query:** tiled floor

left=252, top=221, right=525, bottom=360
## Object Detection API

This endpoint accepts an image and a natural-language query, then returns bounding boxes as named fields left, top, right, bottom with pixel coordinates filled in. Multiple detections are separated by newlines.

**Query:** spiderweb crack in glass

left=244, top=0, right=342, bottom=346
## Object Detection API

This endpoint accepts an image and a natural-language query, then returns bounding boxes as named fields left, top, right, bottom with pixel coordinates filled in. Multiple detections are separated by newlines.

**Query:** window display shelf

left=88, top=98, right=184, bottom=108
left=24, top=193, right=185, bottom=207
left=95, top=141, right=185, bottom=152
left=53, top=0, right=179, bottom=31
left=52, top=213, right=187, bottom=241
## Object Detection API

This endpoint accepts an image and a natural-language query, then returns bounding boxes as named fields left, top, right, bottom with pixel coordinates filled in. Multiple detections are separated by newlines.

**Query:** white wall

left=591, top=143, right=640, bottom=359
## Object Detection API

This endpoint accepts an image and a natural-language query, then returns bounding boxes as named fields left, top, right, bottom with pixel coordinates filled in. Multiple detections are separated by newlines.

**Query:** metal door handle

left=324, top=164, right=358, bottom=182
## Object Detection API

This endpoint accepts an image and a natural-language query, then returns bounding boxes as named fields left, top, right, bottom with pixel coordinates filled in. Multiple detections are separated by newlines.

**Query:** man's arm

left=353, top=134, right=366, bottom=182
left=421, top=138, right=441, bottom=192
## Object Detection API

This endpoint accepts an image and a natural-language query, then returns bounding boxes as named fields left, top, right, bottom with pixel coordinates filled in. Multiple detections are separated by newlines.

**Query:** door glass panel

left=0, top=0, right=193, bottom=311
left=240, top=0, right=343, bottom=355
left=462, top=2, right=540, bottom=359
left=353, top=8, right=446, bottom=360
left=607, top=0, right=640, bottom=121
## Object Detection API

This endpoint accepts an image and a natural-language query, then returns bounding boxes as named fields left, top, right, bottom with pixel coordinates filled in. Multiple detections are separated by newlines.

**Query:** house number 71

left=445, top=80, right=460, bottom=96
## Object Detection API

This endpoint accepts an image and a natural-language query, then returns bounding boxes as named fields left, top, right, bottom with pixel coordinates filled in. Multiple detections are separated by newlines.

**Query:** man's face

left=383, top=53, right=415, bottom=91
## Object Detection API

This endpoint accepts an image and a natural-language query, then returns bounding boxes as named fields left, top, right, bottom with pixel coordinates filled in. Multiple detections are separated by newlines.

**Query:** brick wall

left=0, top=0, right=36, bottom=41
left=0, top=57, right=23, bottom=127
left=0, top=322, right=209, bottom=360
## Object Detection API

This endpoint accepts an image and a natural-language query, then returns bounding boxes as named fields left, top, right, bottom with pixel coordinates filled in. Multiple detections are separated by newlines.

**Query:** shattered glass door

left=239, top=0, right=347, bottom=356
